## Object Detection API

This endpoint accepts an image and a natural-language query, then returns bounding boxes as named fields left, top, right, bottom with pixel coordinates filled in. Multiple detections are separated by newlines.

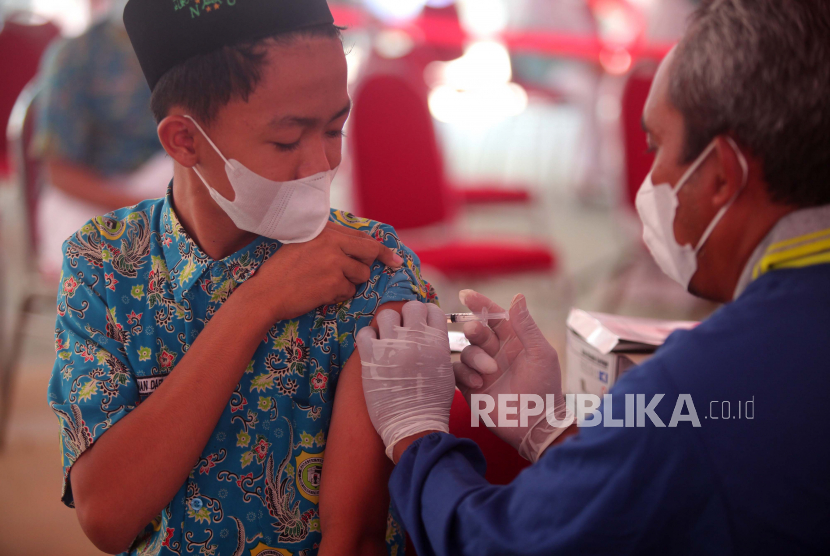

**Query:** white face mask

left=185, top=115, right=337, bottom=244
left=635, top=137, right=749, bottom=290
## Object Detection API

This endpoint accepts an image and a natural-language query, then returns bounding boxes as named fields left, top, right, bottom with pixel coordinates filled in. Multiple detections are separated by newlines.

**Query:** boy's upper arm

left=319, top=301, right=408, bottom=548
left=318, top=216, right=434, bottom=538
left=320, top=215, right=437, bottom=543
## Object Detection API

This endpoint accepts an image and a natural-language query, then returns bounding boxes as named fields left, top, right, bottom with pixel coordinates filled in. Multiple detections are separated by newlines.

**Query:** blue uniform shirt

left=47, top=187, right=437, bottom=555
left=391, top=264, right=830, bottom=555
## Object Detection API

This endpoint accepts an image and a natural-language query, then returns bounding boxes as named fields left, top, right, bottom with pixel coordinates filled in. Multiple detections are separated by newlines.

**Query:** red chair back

left=408, top=5, right=465, bottom=69
left=350, top=70, right=457, bottom=230
left=621, top=65, right=657, bottom=209
left=0, top=17, right=59, bottom=176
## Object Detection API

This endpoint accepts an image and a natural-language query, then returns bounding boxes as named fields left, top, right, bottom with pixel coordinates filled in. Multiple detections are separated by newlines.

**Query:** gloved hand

left=454, top=290, right=574, bottom=463
left=357, top=301, right=455, bottom=460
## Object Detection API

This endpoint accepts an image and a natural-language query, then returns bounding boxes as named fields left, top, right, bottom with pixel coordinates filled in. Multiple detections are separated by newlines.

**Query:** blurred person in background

left=357, top=0, right=830, bottom=554
left=33, top=0, right=171, bottom=276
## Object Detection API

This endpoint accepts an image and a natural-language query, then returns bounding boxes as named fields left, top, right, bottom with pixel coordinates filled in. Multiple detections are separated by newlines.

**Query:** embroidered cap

left=124, top=0, right=334, bottom=91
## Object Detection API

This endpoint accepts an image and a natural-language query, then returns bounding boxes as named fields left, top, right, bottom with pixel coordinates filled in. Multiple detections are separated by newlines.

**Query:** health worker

left=356, top=0, right=830, bottom=554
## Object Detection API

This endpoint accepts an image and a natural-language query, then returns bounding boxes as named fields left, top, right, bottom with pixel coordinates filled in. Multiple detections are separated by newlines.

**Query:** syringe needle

left=446, top=313, right=508, bottom=324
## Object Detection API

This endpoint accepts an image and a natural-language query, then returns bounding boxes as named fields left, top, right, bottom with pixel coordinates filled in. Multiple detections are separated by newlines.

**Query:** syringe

left=446, top=312, right=508, bottom=324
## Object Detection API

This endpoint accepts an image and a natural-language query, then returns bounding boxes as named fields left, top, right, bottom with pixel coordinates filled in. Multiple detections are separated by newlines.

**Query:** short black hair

left=670, top=0, right=830, bottom=208
left=150, top=23, right=342, bottom=125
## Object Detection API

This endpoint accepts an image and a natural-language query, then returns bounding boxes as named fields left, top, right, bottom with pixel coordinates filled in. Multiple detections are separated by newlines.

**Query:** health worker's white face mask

left=185, top=115, right=337, bottom=244
left=635, top=137, right=748, bottom=290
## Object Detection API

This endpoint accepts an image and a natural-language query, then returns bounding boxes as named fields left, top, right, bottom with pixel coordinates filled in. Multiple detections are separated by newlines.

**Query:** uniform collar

left=734, top=204, right=830, bottom=299
left=160, top=185, right=278, bottom=304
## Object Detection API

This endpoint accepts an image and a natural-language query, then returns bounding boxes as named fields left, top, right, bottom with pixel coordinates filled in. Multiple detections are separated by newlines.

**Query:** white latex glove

left=357, top=301, right=455, bottom=460
left=453, top=290, right=574, bottom=462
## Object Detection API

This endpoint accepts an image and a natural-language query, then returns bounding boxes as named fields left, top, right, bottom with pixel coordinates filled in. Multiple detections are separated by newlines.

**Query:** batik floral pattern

left=48, top=188, right=436, bottom=555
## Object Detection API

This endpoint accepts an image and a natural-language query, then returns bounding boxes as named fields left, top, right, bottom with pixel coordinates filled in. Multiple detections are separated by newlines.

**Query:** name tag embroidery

left=137, top=374, right=168, bottom=400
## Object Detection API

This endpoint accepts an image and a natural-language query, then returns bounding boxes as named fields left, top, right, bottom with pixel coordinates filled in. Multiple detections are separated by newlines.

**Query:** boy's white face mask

left=635, top=137, right=748, bottom=290
left=185, top=115, right=337, bottom=244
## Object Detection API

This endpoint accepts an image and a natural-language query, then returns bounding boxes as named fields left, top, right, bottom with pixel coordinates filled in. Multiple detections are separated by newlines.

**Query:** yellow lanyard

left=752, top=227, right=830, bottom=280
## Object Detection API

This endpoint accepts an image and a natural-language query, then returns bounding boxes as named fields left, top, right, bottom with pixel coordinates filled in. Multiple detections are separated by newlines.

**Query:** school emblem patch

left=295, top=450, right=324, bottom=504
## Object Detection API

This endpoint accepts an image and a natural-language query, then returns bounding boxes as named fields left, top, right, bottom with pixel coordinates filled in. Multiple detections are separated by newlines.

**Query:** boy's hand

left=248, top=222, right=404, bottom=321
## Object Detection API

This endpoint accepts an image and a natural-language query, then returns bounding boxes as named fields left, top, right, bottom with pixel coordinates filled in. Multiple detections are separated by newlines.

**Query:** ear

left=158, top=114, right=199, bottom=168
left=710, top=135, right=748, bottom=209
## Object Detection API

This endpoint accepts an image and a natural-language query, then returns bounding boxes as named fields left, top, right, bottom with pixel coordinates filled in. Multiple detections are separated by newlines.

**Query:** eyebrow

left=271, top=100, right=352, bottom=128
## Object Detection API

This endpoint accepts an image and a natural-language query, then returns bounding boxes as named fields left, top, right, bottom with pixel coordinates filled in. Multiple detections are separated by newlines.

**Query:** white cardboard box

left=565, top=309, right=698, bottom=396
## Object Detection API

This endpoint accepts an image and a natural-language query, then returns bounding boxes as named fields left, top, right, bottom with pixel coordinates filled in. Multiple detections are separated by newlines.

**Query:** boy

left=47, top=0, right=436, bottom=554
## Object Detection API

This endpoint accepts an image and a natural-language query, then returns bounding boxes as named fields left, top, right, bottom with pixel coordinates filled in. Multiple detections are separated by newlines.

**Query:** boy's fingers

left=341, top=257, right=372, bottom=285
left=339, top=235, right=403, bottom=269
left=326, top=221, right=379, bottom=240
left=327, top=223, right=403, bottom=269
left=375, top=243, right=404, bottom=269
left=339, top=236, right=380, bottom=266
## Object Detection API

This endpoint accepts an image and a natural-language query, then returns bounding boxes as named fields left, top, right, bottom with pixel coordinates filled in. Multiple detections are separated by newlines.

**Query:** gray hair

left=669, top=0, right=830, bottom=207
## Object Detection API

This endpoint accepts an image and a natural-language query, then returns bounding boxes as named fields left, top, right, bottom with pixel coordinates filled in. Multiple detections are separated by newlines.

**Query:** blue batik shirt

left=47, top=187, right=437, bottom=555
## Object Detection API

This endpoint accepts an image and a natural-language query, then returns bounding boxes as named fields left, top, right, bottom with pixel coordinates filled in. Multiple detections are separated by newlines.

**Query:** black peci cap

left=124, top=0, right=334, bottom=91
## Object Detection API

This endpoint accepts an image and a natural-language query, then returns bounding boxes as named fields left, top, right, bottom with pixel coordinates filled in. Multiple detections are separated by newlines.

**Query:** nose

left=296, top=136, right=333, bottom=179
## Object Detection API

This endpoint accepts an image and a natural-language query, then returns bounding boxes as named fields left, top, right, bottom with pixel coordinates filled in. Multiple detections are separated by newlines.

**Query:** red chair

left=456, top=186, right=531, bottom=206
left=0, top=14, right=60, bottom=178
left=350, top=70, right=558, bottom=282
left=398, top=5, right=536, bottom=208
